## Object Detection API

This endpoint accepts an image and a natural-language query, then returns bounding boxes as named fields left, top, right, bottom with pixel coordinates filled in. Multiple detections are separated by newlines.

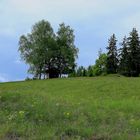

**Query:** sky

left=0, top=0, right=140, bottom=82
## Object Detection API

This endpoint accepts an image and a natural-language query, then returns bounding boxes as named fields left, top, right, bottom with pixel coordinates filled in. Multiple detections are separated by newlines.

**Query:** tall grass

left=0, top=77, right=140, bottom=139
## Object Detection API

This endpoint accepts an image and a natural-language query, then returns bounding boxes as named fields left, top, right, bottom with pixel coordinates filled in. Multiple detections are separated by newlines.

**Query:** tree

left=118, top=36, right=130, bottom=76
left=56, top=23, right=78, bottom=77
left=106, top=34, right=118, bottom=74
left=19, top=20, right=78, bottom=79
left=93, top=51, right=107, bottom=76
left=87, top=65, right=93, bottom=77
left=127, top=28, right=140, bottom=76
left=68, top=69, right=77, bottom=77
left=76, top=66, right=85, bottom=77
left=19, top=20, right=55, bottom=79
left=83, top=68, right=88, bottom=76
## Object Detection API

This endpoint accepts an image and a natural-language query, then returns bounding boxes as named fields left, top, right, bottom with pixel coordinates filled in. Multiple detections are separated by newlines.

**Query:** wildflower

left=63, top=112, right=70, bottom=116
left=66, top=112, right=70, bottom=116
left=19, top=111, right=25, bottom=115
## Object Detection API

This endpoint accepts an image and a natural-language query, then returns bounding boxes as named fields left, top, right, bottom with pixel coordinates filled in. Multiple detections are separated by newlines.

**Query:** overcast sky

left=0, top=0, right=140, bottom=82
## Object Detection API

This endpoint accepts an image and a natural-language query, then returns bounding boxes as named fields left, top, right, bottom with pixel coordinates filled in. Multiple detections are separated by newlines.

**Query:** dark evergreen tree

left=83, top=68, right=87, bottom=76
left=127, top=28, right=140, bottom=76
left=119, top=36, right=130, bottom=76
left=76, top=66, right=84, bottom=77
left=87, top=65, right=93, bottom=77
left=106, top=34, right=118, bottom=74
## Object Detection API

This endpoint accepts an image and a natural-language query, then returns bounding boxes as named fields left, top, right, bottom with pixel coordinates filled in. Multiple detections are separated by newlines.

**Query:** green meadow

left=0, top=77, right=140, bottom=140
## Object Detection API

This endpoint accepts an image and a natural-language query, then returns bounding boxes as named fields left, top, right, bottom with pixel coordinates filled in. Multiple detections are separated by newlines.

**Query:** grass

left=0, top=77, right=140, bottom=140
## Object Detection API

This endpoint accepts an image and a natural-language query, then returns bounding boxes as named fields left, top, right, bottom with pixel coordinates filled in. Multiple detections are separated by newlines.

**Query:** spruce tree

left=127, top=28, right=140, bottom=76
left=119, top=36, right=130, bottom=76
left=87, top=66, right=93, bottom=77
left=106, top=34, right=118, bottom=74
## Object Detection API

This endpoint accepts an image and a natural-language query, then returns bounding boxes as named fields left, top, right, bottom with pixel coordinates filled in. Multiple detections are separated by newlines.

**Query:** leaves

left=19, top=20, right=78, bottom=79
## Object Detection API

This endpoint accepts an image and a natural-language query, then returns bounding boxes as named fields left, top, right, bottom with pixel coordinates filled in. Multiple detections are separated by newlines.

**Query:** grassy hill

left=0, top=77, right=140, bottom=140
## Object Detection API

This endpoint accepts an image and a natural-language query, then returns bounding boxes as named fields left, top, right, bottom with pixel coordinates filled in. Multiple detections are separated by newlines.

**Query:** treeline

left=19, top=20, right=78, bottom=79
left=19, top=20, right=140, bottom=79
left=70, top=28, right=140, bottom=77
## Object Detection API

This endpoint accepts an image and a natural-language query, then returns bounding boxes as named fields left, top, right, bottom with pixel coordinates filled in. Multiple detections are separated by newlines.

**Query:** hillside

left=0, top=77, right=140, bottom=140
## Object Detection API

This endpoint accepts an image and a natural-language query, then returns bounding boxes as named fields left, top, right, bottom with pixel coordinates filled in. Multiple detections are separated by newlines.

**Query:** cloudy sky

left=0, top=0, right=140, bottom=82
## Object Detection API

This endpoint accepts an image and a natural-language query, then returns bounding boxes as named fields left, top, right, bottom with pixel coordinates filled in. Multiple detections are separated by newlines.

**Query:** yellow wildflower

left=66, top=112, right=70, bottom=116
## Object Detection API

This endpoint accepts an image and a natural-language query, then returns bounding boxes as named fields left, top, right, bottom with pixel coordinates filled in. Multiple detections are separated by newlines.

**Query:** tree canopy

left=106, top=34, right=118, bottom=74
left=19, top=20, right=78, bottom=79
left=119, top=28, right=140, bottom=76
left=19, top=21, right=140, bottom=79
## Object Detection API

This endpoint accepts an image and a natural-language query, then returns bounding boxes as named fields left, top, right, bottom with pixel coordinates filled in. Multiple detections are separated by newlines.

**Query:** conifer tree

left=87, top=66, right=93, bottom=77
left=127, top=28, right=140, bottom=76
left=119, top=36, right=130, bottom=76
left=106, top=34, right=118, bottom=74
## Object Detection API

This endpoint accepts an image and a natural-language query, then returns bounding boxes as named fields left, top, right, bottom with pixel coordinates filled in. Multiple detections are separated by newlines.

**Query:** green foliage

left=93, top=52, right=107, bottom=76
left=106, top=34, right=118, bottom=74
left=87, top=65, right=93, bottom=77
left=76, top=66, right=85, bottom=77
left=127, top=28, right=140, bottom=76
left=70, top=28, right=140, bottom=78
left=72, top=51, right=107, bottom=77
left=19, top=20, right=55, bottom=79
left=118, top=28, right=140, bottom=77
left=69, top=66, right=88, bottom=77
left=119, top=36, right=130, bottom=76
left=19, top=20, right=78, bottom=79
left=56, top=23, right=78, bottom=76
left=83, top=68, right=88, bottom=77
left=0, top=77, right=140, bottom=139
